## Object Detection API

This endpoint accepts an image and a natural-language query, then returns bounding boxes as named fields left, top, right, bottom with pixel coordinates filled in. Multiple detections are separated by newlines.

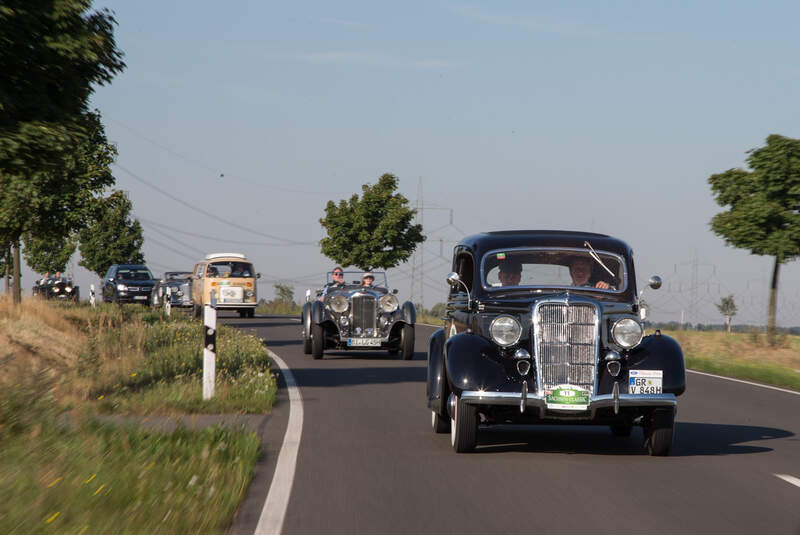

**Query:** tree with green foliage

left=708, top=134, right=800, bottom=344
left=716, top=295, right=738, bottom=333
left=273, top=283, right=295, bottom=303
left=0, top=2, right=125, bottom=303
left=22, top=232, right=77, bottom=275
left=78, top=191, right=144, bottom=278
left=319, top=174, right=425, bottom=270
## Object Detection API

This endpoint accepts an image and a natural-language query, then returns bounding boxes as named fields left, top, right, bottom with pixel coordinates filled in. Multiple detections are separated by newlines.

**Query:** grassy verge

left=256, top=300, right=301, bottom=316
left=656, top=329, right=800, bottom=391
left=416, top=312, right=444, bottom=326
left=0, top=298, right=275, bottom=533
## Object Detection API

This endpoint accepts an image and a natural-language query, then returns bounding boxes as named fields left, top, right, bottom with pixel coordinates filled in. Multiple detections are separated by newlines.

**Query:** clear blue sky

left=36, top=0, right=800, bottom=325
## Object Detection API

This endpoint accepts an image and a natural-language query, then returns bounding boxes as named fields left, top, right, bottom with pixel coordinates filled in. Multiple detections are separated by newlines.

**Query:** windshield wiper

left=583, top=241, right=615, bottom=278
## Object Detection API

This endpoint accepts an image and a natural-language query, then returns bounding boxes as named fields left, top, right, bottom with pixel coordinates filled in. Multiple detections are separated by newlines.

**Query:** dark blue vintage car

left=427, top=230, right=685, bottom=455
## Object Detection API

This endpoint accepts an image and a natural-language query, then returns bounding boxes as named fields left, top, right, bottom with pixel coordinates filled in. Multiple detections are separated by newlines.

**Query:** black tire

left=400, top=324, right=415, bottom=360
left=644, top=410, right=675, bottom=456
left=450, top=397, right=478, bottom=453
left=311, top=322, right=324, bottom=360
left=239, top=310, right=247, bottom=318
left=610, top=423, right=633, bottom=437
left=248, top=309, right=255, bottom=318
left=431, top=410, right=450, bottom=434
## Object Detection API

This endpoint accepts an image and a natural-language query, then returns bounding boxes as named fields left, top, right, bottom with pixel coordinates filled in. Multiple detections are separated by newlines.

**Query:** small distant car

left=32, top=276, right=79, bottom=302
left=427, top=230, right=685, bottom=455
left=301, top=271, right=416, bottom=360
left=191, top=253, right=260, bottom=318
left=151, top=271, right=193, bottom=309
left=102, top=264, right=158, bottom=305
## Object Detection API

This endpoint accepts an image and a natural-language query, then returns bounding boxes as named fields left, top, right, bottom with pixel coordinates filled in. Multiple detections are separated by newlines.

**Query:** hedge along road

left=222, top=315, right=800, bottom=535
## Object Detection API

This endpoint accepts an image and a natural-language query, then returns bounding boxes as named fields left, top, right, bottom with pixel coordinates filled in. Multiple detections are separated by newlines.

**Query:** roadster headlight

left=117, top=283, right=127, bottom=291
left=611, top=318, right=643, bottom=349
left=329, top=294, right=349, bottom=313
left=53, top=287, right=60, bottom=293
left=65, top=287, right=72, bottom=292
left=379, top=294, right=399, bottom=313
left=489, top=315, right=522, bottom=347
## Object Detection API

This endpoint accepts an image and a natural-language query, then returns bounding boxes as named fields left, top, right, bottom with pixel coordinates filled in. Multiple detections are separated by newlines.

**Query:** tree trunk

left=767, top=256, right=780, bottom=346
left=726, top=316, right=731, bottom=333
left=12, top=240, right=21, bottom=305
left=4, top=247, right=9, bottom=295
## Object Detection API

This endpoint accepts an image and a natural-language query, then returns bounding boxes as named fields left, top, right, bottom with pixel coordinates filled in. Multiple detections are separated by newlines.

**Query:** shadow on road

left=291, top=366, right=426, bottom=387
left=471, top=421, right=793, bottom=456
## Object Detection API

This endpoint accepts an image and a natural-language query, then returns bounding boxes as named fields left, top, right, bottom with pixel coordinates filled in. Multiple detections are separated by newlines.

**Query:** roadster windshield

left=327, top=271, right=388, bottom=288
left=482, top=248, right=625, bottom=291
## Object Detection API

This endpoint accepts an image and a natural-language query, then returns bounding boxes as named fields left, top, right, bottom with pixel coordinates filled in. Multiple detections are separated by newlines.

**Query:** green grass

left=256, top=300, right=301, bottom=316
left=684, top=355, right=800, bottom=390
left=0, top=415, right=259, bottom=534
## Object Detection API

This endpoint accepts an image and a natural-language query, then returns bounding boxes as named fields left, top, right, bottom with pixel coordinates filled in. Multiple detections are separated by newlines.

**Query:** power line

left=114, top=163, right=316, bottom=245
left=140, top=217, right=317, bottom=247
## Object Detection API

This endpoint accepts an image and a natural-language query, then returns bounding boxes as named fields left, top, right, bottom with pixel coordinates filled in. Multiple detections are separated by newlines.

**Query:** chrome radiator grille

left=352, top=295, right=376, bottom=332
left=534, top=302, right=598, bottom=392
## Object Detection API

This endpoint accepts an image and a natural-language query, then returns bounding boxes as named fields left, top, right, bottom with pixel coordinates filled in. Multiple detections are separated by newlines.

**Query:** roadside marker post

left=203, top=290, right=217, bottom=400
left=165, top=287, right=171, bottom=317
left=89, top=284, right=96, bottom=308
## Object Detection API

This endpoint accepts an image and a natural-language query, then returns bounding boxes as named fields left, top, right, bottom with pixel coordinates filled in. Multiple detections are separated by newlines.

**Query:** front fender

left=302, top=302, right=312, bottom=335
left=445, top=333, right=510, bottom=396
left=426, top=329, right=446, bottom=413
left=311, top=300, right=325, bottom=324
left=627, top=333, right=686, bottom=395
left=401, top=301, right=416, bottom=324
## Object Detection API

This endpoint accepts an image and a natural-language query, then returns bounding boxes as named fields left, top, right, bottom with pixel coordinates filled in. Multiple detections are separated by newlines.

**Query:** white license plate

left=133, top=295, right=148, bottom=300
left=629, top=370, right=663, bottom=394
left=348, top=338, right=381, bottom=347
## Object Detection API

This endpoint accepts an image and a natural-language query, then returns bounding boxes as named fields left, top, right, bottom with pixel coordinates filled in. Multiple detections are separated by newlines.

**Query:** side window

left=195, top=264, right=204, bottom=278
left=452, top=252, right=474, bottom=293
left=104, top=267, right=115, bottom=280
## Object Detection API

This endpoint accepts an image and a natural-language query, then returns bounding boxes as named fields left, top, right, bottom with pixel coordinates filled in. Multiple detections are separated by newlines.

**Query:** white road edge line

left=686, top=369, right=800, bottom=396
left=254, top=349, right=303, bottom=535
left=775, top=474, right=800, bottom=489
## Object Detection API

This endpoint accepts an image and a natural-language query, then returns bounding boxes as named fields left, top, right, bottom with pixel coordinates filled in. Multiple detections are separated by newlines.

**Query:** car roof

left=456, top=230, right=632, bottom=257
left=205, top=253, right=247, bottom=260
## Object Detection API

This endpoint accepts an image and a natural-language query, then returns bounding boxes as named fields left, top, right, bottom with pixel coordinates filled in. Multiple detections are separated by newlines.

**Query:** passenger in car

left=497, top=259, right=522, bottom=286
left=569, top=257, right=611, bottom=289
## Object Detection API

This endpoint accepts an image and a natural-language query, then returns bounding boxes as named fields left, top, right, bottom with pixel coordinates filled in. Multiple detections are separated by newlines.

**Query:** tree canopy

left=708, top=134, right=800, bottom=341
left=319, top=174, right=425, bottom=270
left=78, top=191, right=144, bottom=278
left=22, top=232, right=77, bottom=274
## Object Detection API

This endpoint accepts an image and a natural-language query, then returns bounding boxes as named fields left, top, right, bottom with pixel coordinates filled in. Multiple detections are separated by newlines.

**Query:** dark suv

left=102, top=264, right=158, bottom=305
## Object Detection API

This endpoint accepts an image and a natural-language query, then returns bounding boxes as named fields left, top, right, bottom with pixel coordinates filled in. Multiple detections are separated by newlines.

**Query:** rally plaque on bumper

left=347, top=338, right=381, bottom=347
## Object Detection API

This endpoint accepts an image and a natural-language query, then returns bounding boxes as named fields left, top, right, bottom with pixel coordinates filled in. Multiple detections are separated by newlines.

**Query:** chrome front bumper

left=459, top=384, right=676, bottom=420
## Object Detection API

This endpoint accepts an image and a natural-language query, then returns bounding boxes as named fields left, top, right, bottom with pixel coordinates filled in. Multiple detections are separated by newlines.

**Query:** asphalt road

left=224, top=314, right=800, bottom=535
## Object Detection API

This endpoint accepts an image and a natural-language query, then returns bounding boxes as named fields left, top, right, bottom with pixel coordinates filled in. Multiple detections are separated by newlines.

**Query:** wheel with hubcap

left=450, top=396, right=478, bottom=453
left=400, top=324, right=415, bottom=360
left=431, top=410, right=450, bottom=433
left=311, top=322, right=324, bottom=360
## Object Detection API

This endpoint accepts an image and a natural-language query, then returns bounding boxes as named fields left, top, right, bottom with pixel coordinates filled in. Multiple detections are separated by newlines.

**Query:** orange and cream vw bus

left=191, top=253, right=260, bottom=317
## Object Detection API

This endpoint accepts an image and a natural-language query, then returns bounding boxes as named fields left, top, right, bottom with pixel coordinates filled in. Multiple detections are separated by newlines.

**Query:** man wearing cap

left=361, top=272, right=375, bottom=287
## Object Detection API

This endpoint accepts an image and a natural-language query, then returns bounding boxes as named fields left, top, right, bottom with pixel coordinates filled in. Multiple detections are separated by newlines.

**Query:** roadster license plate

left=348, top=338, right=381, bottom=347
left=133, top=296, right=148, bottom=300
left=629, top=370, right=663, bottom=394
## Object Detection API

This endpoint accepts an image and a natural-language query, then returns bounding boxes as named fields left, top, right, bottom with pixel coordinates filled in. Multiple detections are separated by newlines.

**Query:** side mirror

left=446, top=272, right=460, bottom=287
left=392, top=288, right=398, bottom=294
left=108, top=278, right=114, bottom=282
left=648, top=275, right=662, bottom=290
left=257, top=273, right=261, bottom=279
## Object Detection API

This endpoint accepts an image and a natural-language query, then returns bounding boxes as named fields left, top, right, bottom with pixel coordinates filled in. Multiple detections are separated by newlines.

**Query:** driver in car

left=570, top=257, right=611, bottom=289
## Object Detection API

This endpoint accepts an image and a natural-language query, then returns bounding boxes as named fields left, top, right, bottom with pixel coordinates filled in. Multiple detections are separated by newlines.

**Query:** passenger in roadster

left=361, top=272, right=375, bottom=287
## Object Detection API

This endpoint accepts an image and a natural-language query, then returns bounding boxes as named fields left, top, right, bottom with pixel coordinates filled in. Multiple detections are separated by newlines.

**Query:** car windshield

left=165, top=272, right=191, bottom=280
left=117, top=268, right=153, bottom=281
left=327, top=271, right=388, bottom=288
left=207, top=262, right=254, bottom=278
left=482, top=248, right=625, bottom=291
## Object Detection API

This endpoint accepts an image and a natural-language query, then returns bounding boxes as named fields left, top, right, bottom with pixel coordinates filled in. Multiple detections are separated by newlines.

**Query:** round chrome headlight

left=53, top=287, right=60, bottom=293
left=611, top=318, right=643, bottom=349
left=65, top=286, right=72, bottom=292
left=489, top=315, right=522, bottom=347
left=379, top=294, right=399, bottom=313
left=329, top=294, right=349, bottom=313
